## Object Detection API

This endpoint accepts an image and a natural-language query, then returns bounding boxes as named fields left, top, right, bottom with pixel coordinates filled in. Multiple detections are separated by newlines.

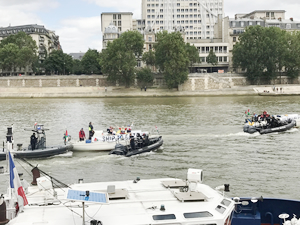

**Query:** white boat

left=1, top=168, right=235, bottom=225
left=71, top=130, right=151, bottom=151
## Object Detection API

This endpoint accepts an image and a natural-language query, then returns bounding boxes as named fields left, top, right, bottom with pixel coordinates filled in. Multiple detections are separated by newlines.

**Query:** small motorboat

left=0, top=125, right=72, bottom=161
left=243, top=111, right=297, bottom=134
left=109, top=136, right=163, bottom=157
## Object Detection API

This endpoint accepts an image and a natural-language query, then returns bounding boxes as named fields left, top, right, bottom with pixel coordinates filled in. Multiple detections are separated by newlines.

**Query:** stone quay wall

left=0, top=74, right=299, bottom=91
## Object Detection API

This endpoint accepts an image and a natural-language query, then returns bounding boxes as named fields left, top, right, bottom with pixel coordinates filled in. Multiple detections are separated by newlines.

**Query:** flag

left=65, top=130, right=68, bottom=137
left=9, top=152, right=28, bottom=206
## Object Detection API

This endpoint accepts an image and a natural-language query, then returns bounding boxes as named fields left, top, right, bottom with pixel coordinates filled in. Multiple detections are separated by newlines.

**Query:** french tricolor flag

left=9, top=152, right=28, bottom=206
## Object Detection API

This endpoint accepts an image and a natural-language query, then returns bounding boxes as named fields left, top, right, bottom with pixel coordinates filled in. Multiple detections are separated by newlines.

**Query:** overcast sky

left=0, top=0, right=299, bottom=53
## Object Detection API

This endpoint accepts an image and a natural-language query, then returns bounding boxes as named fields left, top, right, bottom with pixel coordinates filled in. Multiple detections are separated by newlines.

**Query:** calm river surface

left=0, top=96, right=300, bottom=199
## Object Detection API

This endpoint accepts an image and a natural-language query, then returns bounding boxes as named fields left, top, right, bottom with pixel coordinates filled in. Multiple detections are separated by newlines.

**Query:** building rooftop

left=69, top=53, right=85, bottom=60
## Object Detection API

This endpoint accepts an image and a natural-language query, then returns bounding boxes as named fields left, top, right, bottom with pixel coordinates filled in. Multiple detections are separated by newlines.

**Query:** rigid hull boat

left=0, top=125, right=72, bottom=161
left=2, top=165, right=300, bottom=225
left=109, top=136, right=163, bottom=157
left=243, top=112, right=297, bottom=134
left=71, top=130, right=150, bottom=151
left=1, top=168, right=235, bottom=225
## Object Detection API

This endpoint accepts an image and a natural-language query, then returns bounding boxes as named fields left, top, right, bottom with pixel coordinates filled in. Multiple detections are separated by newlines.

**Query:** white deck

left=7, top=177, right=234, bottom=225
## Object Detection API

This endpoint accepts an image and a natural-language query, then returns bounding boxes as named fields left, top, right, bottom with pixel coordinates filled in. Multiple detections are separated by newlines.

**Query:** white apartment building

left=141, top=0, right=224, bottom=40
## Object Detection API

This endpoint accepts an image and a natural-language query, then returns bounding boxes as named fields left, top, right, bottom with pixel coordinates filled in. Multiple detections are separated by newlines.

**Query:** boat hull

left=109, top=136, right=163, bottom=157
left=243, top=120, right=296, bottom=134
left=0, top=145, right=72, bottom=160
left=71, top=141, right=119, bottom=151
left=232, top=198, right=300, bottom=225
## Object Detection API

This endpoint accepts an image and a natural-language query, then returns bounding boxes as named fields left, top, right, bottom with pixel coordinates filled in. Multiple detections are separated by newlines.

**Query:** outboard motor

left=109, top=144, right=128, bottom=156
left=31, top=167, right=40, bottom=185
left=0, top=195, right=9, bottom=224
left=243, top=124, right=249, bottom=133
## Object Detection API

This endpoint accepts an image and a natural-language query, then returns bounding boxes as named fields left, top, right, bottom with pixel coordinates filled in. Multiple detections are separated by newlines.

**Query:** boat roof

left=8, top=177, right=234, bottom=225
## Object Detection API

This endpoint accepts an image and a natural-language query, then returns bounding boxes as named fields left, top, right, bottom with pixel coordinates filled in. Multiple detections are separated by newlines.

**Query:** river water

left=0, top=96, right=300, bottom=199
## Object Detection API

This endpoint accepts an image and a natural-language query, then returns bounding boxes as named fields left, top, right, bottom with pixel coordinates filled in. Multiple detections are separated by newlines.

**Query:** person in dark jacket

left=79, top=128, right=86, bottom=141
left=89, top=122, right=94, bottom=140
left=30, top=133, right=37, bottom=150
left=130, top=135, right=135, bottom=151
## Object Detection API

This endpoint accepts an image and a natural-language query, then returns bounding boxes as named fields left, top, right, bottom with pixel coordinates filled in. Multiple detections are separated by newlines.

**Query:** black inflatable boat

left=243, top=119, right=296, bottom=134
left=109, top=136, right=163, bottom=157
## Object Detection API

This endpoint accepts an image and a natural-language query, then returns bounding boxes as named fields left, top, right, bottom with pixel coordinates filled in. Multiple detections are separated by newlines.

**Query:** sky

left=0, top=0, right=299, bottom=54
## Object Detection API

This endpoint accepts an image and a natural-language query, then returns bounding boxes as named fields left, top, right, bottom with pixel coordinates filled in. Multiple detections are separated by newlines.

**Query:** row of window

left=200, top=56, right=228, bottom=63
left=197, top=46, right=228, bottom=54
left=232, top=21, right=261, bottom=27
left=112, top=21, right=122, bottom=26
left=112, top=14, right=122, bottom=20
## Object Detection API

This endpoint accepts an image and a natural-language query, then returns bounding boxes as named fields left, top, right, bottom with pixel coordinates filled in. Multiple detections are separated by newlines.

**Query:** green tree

left=154, top=31, right=189, bottom=89
left=142, top=49, right=156, bottom=67
left=0, top=43, right=19, bottom=75
left=136, top=67, right=154, bottom=88
left=185, top=43, right=200, bottom=73
left=206, top=49, right=218, bottom=73
left=100, top=30, right=144, bottom=88
left=72, top=59, right=84, bottom=75
left=43, top=50, right=73, bottom=75
left=284, top=31, right=300, bottom=79
left=81, top=49, right=101, bottom=74
left=0, top=31, right=37, bottom=75
left=233, top=26, right=288, bottom=84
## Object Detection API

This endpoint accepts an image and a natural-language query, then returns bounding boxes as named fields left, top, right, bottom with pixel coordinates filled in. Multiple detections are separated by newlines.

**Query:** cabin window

left=215, top=205, right=226, bottom=214
left=220, top=199, right=231, bottom=207
left=184, top=211, right=213, bottom=218
left=153, top=214, right=176, bottom=220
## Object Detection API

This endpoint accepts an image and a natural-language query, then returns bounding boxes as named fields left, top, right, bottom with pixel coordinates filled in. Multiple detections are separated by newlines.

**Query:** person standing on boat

left=89, top=122, right=94, bottom=140
left=79, top=128, right=86, bottom=141
left=130, top=135, right=135, bottom=151
left=30, top=133, right=37, bottom=150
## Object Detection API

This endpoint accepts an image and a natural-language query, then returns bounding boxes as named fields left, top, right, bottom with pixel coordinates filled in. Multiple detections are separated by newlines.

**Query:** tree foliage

left=206, top=49, right=218, bottom=72
left=185, top=43, right=200, bottom=72
left=72, top=59, right=84, bottom=75
left=0, top=31, right=37, bottom=75
left=99, top=31, right=144, bottom=88
left=43, top=50, right=73, bottom=75
left=81, top=49, right=101, bottom=74
left=142, top=49, right=156, bottom=67
left=233, top=26, right=289, bottom=84
left=154, top=31, right=189, bottom=89
left=284, top=31, right=300, bottom=79
left=136, top=67, right=154, bottom=87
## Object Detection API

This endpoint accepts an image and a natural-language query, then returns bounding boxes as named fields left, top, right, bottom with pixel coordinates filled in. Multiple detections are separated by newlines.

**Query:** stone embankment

left=0, top=74, right=299, bottom=98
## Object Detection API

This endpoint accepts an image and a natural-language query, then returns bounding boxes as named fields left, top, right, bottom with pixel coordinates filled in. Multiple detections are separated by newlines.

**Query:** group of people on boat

left=130, top=133, right=149, bottom=151
left=78, top=122, right=94, bottom=141
left=246, top=110, right=292, bottom=129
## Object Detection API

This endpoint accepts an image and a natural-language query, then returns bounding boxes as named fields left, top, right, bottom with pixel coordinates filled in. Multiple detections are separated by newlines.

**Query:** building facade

left=228, top=10, right=300, bottom=71
left=141, top=0, right=224, bottom=40
left=0, top=24, right=61, bottom=75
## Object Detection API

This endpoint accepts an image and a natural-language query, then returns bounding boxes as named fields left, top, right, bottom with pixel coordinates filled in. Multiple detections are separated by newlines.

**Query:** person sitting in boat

left=121, top=127, right=125, bottom=134
left=30, top=133, right=37, bottom=150
left=126, top=126, right=131, bottom=133
left=107, top=126, right=113, bottom=134
left=88, top=122, right=94, bottom=140
left=130, top=135, right=135, bottom=151
left=79, top=128, right=86, bottom=141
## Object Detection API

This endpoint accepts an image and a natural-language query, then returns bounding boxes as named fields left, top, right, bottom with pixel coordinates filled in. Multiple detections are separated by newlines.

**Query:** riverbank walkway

left=0, top=85, right=300, bottom=98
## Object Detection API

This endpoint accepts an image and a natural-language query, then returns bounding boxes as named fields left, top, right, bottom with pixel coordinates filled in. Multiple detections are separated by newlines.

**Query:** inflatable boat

left=243, top=117, right=296, bottom=134
left=0, top=125, right=72, bottom=161
left=109, top=136, right=163, bottom=157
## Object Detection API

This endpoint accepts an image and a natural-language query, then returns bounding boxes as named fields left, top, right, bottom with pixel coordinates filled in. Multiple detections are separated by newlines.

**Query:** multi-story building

left=0, top=24, right=61, bottom=75
left=228, top=10, right=300, bottom=71
left=141, top=0, right=224, bottom=40
left=101, top=12, right=134, bottom=50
